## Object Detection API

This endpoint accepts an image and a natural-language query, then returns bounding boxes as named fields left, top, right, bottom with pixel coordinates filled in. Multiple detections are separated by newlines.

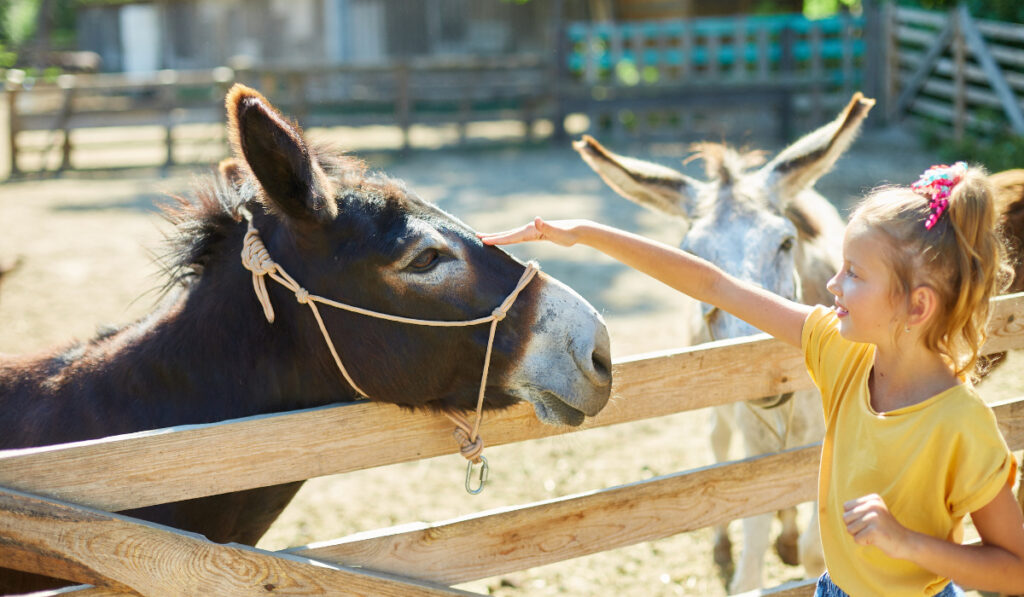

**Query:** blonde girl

left=480, top=162, right=1024, bottom=597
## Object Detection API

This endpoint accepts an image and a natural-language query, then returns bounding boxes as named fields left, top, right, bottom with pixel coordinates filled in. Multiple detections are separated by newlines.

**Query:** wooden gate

left=2, top=293, right=1022, bottom=596
left=886, top=4, right=1024, bottom=139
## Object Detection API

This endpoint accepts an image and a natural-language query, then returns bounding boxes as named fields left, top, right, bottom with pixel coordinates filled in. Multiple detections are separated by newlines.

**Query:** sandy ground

left=0, top=121, right=1020, bottom=596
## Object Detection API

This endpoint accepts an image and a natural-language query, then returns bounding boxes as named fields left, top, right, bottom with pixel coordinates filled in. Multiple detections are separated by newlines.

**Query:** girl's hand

left=843, top=494, right=914, bottom=559
left=478, top=217, right=587, bottom=248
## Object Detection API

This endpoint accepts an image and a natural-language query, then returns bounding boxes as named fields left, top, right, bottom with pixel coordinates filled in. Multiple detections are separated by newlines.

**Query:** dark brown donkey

left=0, top=85, right=613, bottom=592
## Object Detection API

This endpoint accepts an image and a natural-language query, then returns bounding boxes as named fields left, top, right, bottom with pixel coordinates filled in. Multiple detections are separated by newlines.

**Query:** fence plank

left=288, top=444, right=822, bottom=585
left=958, top=6, right=1024, bottom=134
left=0, top=486, right=478, bottom=597
left=288, top=397, right=1023, bottom=587
left=1, top=294, right=1020, bottom=513
left=22, top=588, right=137, bottom=597
left=894, top=11, right=953, bottom=119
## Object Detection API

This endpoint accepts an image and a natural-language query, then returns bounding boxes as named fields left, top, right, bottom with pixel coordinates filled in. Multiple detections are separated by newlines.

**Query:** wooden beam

left=893, top=11, right=953, bottom=120
left=957, top=5, right=1024, bottom=134
left=737, top=577, right=816, bottom=597
left=0, top=294, right=1020, bottom=514
left=0, top=486, right=479, bottom=597
left=15, top=585, right=137, bottom=596
left=283, top=398, right=1024, bottom=585
left=289, top=444, right=822, bottom=585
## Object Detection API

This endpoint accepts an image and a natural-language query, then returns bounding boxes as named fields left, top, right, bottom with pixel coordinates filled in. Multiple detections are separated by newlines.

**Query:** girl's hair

left=850, top=165, right=1012, bottom=380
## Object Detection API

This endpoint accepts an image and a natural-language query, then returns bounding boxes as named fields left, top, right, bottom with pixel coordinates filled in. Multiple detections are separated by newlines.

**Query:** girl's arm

left=844, top=486, right=1024, bottom=592
left=480, top=218, right=812, bottom=348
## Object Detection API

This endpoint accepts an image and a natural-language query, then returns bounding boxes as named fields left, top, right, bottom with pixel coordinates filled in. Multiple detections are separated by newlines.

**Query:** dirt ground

left=0, top=122, right=1020, bottom=596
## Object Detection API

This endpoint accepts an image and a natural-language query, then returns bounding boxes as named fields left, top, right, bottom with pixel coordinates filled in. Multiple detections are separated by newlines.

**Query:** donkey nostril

left=592, top=348, right=612, bottom=381
left=587, top=327, right=613, bottom=386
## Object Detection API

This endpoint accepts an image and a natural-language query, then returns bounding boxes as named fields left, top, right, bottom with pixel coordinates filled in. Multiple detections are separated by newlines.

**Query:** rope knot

left=491, top=306, right=508, bottom=322
left=295, top=288, right=310, bottom=304
left=452, top=426, right=485, bottom=463
left=241, top=228, right=277, bottom=276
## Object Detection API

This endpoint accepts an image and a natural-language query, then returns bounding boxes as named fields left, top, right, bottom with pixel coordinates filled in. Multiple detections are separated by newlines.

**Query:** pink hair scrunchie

left=911, top=161, right=967, bottom=230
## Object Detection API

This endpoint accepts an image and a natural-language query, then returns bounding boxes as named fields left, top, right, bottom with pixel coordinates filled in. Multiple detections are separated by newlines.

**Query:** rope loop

left=452, top=425, right=485, bottom=463
left=241, top=227, right=277, bottom=276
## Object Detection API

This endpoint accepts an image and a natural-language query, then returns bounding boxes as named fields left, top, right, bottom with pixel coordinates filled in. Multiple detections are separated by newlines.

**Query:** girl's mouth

left=833, top=303, right=849, bottom=318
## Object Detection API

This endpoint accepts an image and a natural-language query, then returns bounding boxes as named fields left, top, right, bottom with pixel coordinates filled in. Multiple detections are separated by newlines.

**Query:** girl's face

left=826, top=220, right=903, bottom=345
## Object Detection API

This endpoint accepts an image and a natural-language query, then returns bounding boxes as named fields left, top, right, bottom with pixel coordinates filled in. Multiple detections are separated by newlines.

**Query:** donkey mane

left=686, top=141, right=767, bottom=185
left=156, top=143, right=414, bottom=292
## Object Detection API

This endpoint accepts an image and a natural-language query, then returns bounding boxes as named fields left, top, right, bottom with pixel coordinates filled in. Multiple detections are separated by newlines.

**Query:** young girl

left=480, top=162, right=1024, bottom=597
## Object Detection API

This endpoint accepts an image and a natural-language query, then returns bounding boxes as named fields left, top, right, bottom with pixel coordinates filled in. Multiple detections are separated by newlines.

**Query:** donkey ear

left=225, top=84, right=336, bottom=222
left=574, top=135, right=701, bottom=220
left=759, top=93, right=875, bottom=197
left=217, top=157, right=243, bottom=186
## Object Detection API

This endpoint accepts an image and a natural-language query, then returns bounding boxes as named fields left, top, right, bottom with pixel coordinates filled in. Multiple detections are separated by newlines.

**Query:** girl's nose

left=826, top=272, right=841, bottom=296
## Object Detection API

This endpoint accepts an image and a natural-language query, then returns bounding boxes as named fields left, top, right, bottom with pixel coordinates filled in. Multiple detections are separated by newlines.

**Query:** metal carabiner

left=464, top=456, right=489, bottom=495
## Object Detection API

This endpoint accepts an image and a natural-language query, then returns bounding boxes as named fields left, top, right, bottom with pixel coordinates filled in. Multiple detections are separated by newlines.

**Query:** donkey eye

left=408, top=248, right=440, bottom=271
left=779, top=237, right=795, bottom=252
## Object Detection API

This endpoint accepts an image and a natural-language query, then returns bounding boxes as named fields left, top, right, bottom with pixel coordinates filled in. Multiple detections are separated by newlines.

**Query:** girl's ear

left=225, top=84, right=336, bottom=223
left=907, top=285, right=940, bottom=328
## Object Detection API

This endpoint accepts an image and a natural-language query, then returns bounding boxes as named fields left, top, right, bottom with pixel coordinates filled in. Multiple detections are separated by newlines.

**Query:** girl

left=480, top=162, right=1024, bottom=597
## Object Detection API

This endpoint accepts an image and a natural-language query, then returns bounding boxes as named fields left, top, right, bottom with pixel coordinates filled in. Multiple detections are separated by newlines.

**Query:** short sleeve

left=947, top=403, right=1019, bottom=518
left=802, top=305, right=843, bottom=415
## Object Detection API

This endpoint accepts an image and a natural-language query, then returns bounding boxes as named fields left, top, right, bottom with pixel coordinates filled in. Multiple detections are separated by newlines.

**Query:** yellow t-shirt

left=802, top=305, right=1017, bottom=597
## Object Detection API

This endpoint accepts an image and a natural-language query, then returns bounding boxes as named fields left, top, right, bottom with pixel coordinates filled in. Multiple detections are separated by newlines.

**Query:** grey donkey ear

left=574, top=134, right=702, bottom=220
left=760, top=92, right=875, bottom=198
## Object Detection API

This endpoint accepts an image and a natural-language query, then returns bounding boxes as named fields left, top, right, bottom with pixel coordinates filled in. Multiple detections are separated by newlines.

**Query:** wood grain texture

left=287, top=444, right=821, bottom=585
left=0, top=486, right=479, bottom=596
left=0, top=294, right=1020, bottom=514
left=284, top=397, right=1022, bottom=586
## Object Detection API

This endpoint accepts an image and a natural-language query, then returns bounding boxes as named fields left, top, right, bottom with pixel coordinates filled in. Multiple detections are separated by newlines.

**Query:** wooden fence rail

left=561, top=12, right=866, bottom=141
left=3, top=292, right=1022, bottom=596
left=887, top=4, right=1024, bottom=138
left=3, top=55, right=550, bottom=176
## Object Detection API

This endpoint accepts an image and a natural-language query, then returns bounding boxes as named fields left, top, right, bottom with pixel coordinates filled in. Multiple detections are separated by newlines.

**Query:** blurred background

left=1, top=2, right=1022, bottom=595
left=0, top=0, right=1020, bottom=178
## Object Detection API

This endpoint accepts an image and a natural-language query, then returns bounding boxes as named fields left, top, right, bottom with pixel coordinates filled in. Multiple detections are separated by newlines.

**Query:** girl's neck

left=869, top=342, right=960, bottom=413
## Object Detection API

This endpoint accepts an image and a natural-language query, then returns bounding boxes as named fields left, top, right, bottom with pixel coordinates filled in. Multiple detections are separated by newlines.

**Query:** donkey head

left=222, top=85, right=611, bottom=425
left=575, top=93, right=874, bottom=342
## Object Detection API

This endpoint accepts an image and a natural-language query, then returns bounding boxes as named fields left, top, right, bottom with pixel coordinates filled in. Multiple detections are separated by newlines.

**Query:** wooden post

left=158, top=70, right=178, bottom=171
left=57, top=74, right=76, bottom=172
left=550, top=0, right=568, bottom=142
left=395, top=62, right=411, bottom=152
left=861, top=0, right=887, bottom=124
left=779, top=25, right=796, bottom=141
left=952, top=7, right=966, bottom=140
left=840, top=13, right=855, bottom=102
left=288, top=71, right=308, bottom=127
left=5, top=70, right=24, bottom=178
left=809, top=22, right=824, bottom=124
left=732, top=16, right=747, bottom=80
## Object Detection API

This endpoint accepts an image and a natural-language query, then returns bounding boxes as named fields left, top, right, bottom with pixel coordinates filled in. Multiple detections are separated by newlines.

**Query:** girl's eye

left=846, top=267, right=857, bottom=279
left=409, top=248, right=440, bottom=271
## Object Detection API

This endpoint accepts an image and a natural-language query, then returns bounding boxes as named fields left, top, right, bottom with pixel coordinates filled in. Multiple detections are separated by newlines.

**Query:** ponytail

left=850, top=163, right=1012, bottom=381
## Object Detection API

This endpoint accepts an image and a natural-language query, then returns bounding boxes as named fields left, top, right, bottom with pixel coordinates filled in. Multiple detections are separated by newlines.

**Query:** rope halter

left=238, top=207, right=540, bottom=493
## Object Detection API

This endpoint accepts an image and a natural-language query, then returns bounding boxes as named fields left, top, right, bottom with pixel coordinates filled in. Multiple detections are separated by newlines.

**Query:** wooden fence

left=2, top=55, right=550, bottom=176
left=2, top=292, right=1022, bottom=596
left=558, top=12, right=868, bottom=142
left=886, top=4, right=1024, bottom=139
